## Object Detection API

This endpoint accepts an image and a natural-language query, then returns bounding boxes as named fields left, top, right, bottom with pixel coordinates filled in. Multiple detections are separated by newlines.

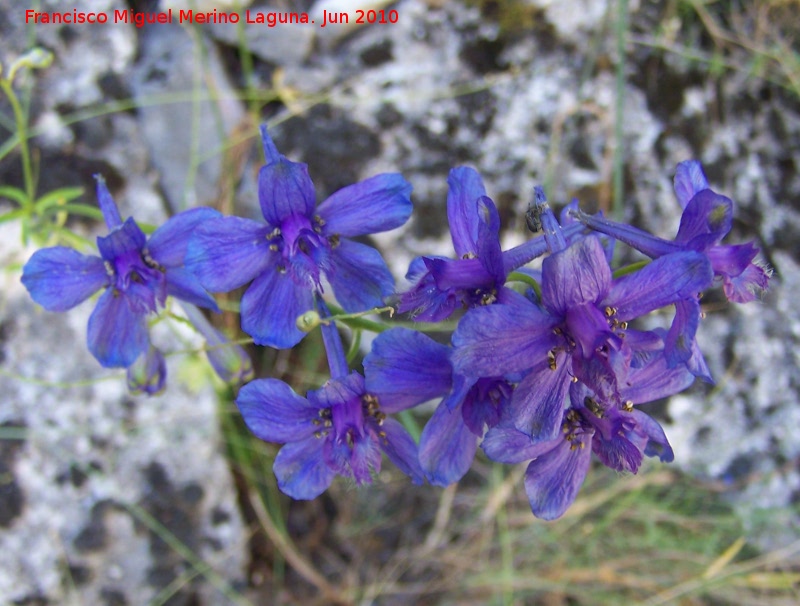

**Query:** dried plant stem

left=249, top=488, right=349, bottom=605
left=422, top=483, right=457, bottom=551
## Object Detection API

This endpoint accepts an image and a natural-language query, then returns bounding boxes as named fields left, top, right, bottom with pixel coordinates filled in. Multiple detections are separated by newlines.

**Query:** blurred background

left=1, top=0, right=799, bottom=604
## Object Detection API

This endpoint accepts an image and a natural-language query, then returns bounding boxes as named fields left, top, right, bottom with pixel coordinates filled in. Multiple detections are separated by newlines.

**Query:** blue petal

left=147, top=207, right=222, bottom=267
left=708, top=242, right=771, bottom=303
left=240, top=266, right=313, bottom=348
left=569, top=211, right=682, bottom=259
left=184, top=216, right=274, bottom=292
left=126, top=346, right=167, bottom=396
left=87, top=288, right=149, bottom=367
left=446, top=167, right=488, bottom=258
left=326, top=239, right=395, bottom=312
left=687, top=339, right=714, bottom=383
left=675, top=189, right=732, bottom=249
left=673, top=160, right=709, bottom=209
left=440, top=373, right=473, bottom=412
left=21, top=247, right=108, bottom=312
left=258, top=157, right=316, bottom=226
left=501, top=234, right=550, bottom=275
left=309, top=372, right=365, bottom=409
left=405, top=256, right=429, bottom=282
left=418, top=400, right=477, bottom=486
left=316, top=173, right=413, bottom=237
left=259, top=124, right=281, bottom=163
left=603, top=252, right=713, bottom=321
left=460, top=377, right=507, bottom=434
left=509, top=357, right=571, bottom=441
left=237, top=378, right=320, bottom=443
left=202, top=324, right=254, bottom=386
left=665, top=298, right=699, bottom=368
left=627, top=409, right=674, bottom=463
left=425, top=256, right=494, bottom=290
left=324, top=427, right=381, bottom=485
left=725, top=262, right=771, bottom=303
left=524, top=436, right=592, bottom=520
left=96, top=217, right=146, bottom=262
left=363, top=328, right=452, bottom=413
left=95, top=176, right=123, bottom=230
left=396, top=265, right=458, bottom=322
left=451, top=292, right=559, bottom=377
left=164, top=267, right=220, bottom=311
left=541, top=236, right=611, bottom=316
left=570, top=351, right=625, bottom=406
left=273, top=437, right=335, bottom=500
left=377, top=417, right=425, bottom=485
left=622, top=351, right=695, bottom=404
left=591, top=414, right=644, bottom=473
left=482, top=423, right=555, bottom=464
left=475, top=196, right=504, bottom=281
left=565, top=302, right=619, bottom=359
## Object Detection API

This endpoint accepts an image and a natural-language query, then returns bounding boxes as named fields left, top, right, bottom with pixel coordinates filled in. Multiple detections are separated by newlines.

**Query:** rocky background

left=1, top=0, right=799, bottom=604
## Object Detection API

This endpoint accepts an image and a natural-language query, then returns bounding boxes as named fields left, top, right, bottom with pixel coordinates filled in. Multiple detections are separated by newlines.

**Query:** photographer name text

left=25, top=8, right=399, bottom=28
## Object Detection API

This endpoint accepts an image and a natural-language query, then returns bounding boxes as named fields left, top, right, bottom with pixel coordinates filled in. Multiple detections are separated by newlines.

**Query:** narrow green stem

left=234, top=3, right=259, bottom=116
left=325, top=303, right=394, bottom=333
left=346, top=329, right=362, bottom=365
left=1, top=79, right=35, bottom=206
left=398, top=409, right=421, bottom=443
left=613, top=0, right=629, bottom=220
left=612, top=259, right=650, bottom=278
left=507, top=271, right=542, bottom=300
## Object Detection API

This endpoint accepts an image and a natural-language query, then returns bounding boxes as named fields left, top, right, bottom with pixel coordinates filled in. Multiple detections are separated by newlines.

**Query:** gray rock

left=0, top=224, right=249, bottom=605
left=130, top=23, right=246, bottom=212
left=208, top=8, right=315, bottom=66
left=4, top=0, right=800, bottom=582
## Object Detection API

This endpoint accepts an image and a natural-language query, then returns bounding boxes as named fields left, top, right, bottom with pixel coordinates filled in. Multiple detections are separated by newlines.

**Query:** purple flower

left=179, top=303, right=254, bottom=386
left=397, top=169, right=581, bottom=322
left=185, top=126, right=413, bottom=349
left=670, top=161, right=770, bottom=303
left=363, top=327, right=512, bottom=485
left=571, top=161, right=771, bottom=369
left=21, top=177, right=220, bottom=368
left=126, top=346, right=167, bottom=396
left=236, top=295, right=423, bottom=499
left=452, top=235, right=713, bottom=442
left=236, top=371, right=423, bottom=499
left=482, top=332, right=692, bottom=520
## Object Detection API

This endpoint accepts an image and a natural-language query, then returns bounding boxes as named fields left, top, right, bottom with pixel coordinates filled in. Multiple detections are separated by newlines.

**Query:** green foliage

left=0, top=48, right=105, bottom=248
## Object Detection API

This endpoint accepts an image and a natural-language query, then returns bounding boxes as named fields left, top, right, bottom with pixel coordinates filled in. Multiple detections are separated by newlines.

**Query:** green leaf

left=40, top=202, right=103, bottom=221
left=34, top=187, right=85, bottom=211
left=613, top=259, right=651, bottom=278
left=346, top=329, right=362, bottom=365
left=0, top=208, right=28, bottom=225
left=0, top=185, right=30, bottom=206
left=507, top=271, right=542, bottom=300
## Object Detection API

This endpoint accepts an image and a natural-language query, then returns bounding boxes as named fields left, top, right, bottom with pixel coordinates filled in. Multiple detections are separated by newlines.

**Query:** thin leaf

left=34, top=186, right=85, bottom=210
left=0, top=185, right=30, bottom=206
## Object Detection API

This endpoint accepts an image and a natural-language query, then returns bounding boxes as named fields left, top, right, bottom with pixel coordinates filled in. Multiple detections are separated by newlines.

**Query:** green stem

left=613, top=0, right=629, bottom=220
left=612, top=259, right=650, bottom=278
left=507, top=271, right=542, bottom=300
left=0, top=79, right=35, bottom=207
left=398, top=409, right=421, bottom=443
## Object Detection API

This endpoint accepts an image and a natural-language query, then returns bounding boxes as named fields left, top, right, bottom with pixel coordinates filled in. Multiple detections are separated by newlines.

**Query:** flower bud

left=126, top=346, right=167, bottom=396
left=296, top=310, right=321, bottom=332
left=181, top=303, right=254, bottom=386
left=7, top=48, right=54, bottom=82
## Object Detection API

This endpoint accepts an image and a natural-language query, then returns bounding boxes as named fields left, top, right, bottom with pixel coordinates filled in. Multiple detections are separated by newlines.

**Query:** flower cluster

left=21, top=126, right=770, bottom=520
